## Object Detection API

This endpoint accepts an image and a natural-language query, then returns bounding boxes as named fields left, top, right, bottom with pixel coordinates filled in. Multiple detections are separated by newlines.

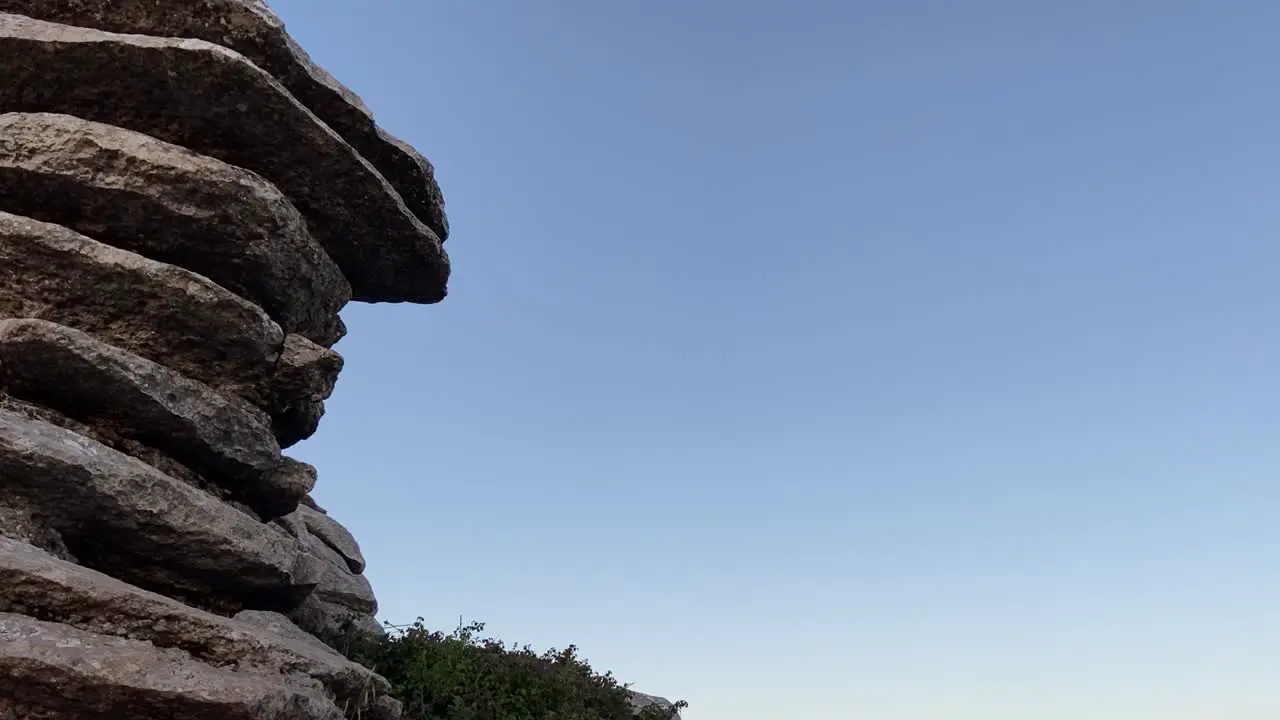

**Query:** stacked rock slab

left=0, top=3, right=447, bottom=718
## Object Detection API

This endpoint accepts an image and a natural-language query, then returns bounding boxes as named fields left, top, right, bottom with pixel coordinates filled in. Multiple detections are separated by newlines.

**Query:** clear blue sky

left=277, top=1, right=1280, bottom=717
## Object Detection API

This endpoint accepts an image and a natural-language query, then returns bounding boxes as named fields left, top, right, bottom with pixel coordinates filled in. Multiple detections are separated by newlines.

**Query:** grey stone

left=267, top=510, right=379, bottom=636
left=0, top=318, right=315, bottom=517
left=0, top=612, right=347, bottom=720
left=0, top=391, right=249, bottom=510
left=278, top=517, right=380, bottom=639
left=0, top=111, right=348, bottom=346
left=0, top=494, right=74, bottom=561
left=233, top=609, right=335, bottom=653
left=266, top=458, right=319, bottom=517
left=0, top=13, right=450, bottom=304
left=0, top=212, right=344, bottom=445
left=299, top=505, right=367, bottom=574
left=0, top=210, right=283, bottom=402
left=274, top=335, right=343, bottom=406
left=267, top=334, right=342, bottom=448
left=0, top=538, right=395, bottom=713
left=0, top=408, right=315, bottom=612
left=304, top=531, right=377, bottom=615
left=0, top=0, right=450, bottom=242
left=271, top=510, right=309, bottom=541
left=371, top=694, right=406, bottom=720
left=629, top=691, right=685, bottom=719
left=290, top=595, right=384, bottom=639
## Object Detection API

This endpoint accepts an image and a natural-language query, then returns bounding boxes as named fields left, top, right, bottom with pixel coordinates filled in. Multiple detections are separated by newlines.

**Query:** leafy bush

left=322, top=617, right=687, bottom=720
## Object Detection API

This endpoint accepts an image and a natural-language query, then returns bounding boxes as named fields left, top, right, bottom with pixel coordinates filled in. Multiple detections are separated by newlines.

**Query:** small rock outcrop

left=0, top=2, right=441, bottom=717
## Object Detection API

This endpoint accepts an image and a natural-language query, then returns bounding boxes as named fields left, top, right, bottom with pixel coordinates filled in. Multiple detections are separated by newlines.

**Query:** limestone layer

left=0, top=11, right=449, bottom=304
left=0, top=2, right=448, bottom=717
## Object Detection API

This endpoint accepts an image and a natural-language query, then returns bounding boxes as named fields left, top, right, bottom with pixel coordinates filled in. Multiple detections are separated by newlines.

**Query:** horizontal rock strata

left=305, top=533, right=378, bottom=616
left=0, top=0, right=450, bottom=242
left=0, top=212, right=342, bottom=447
left=0, top=409, right=318, bottom=611
left=0, top=12, right=449, bottom=303
left=276, top=507, right=381, bottom=637
left=0, top=112, right=349, bottom=346
left=0, top=613, right=347, bottom=720
left=299, top=504, right=367, bottom=574
left=0, top=537, right=395, bottom=714
left=0, top=319, right=311, bottom=517
left=0, top=211, right=283, bottom=399
left=0, top=2, right=454, bottom=717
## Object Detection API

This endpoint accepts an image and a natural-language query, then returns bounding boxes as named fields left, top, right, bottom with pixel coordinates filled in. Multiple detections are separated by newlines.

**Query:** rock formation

left=0, top=3, right=678, bottom=718
left=0, top=2, right=443, bottom=717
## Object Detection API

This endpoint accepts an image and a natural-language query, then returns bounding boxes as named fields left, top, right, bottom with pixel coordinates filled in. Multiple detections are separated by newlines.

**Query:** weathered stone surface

left=0, top=4, right=450, bottom=713
left=0, top=494, right=73, bottom=561
left=0, top=318, right=314, bottom=517
left=629, top=691, right=684, bottom=719
left=0, top=391, right=253, bottom=514
left=0, top=613, right=346, bottom=720
left=0, top=538, right=395, bottom=713
left=267, top=334, right=342, bottom=448
left=0, top=409, right=316, bottom=611
left=306, top=534, right=377, bottom=615
left=234, top=609, right=334, bottom=653
left=290, top=595, right=384, bottom=639
left=271, top=510, right=309, bottom=542
left=284, top=519, right=380, bottom=638
left=299, top=505, right=367, bottom=574
left=0, top=212, right=344, bottom=446
left=268, top=458, right=319, bottom=516
left=274, top=335, right=344, bottom=407
left=0, top=13, right=450, bottom=303
left=0, top=0, right=450, bottom=242
left=234, top=610, right=400, bottom=719
left=0, top=211, right=283, bottom=400
left=0, top=112, right=348, bottom=346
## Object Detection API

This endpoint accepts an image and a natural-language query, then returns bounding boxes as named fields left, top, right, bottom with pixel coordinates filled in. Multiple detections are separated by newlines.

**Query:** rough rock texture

left=0, top=538, right=395, bottom=711
left=0, top=319, right=305, bottom=517
left=0, top=211, right=336, bottom=447
left=276, top=507, right=380, bottom=636
left=299, top=505, right=367, bottom=574
left=0, top=112, right=349, bottom=346
left=0, top=211, right=283, bottom=398
left=0, top=409, right=319, bottom=611
left=0, top=11, right=449, bottom=303
left=0, top=613, right=347, bottom=720
left=303, top=531, right=377, bottom=616
left=0, top=3, right=445, bottom=715
left=268, top=334, right=343, bottom=448
left=0, top=0, right=449, bottom=242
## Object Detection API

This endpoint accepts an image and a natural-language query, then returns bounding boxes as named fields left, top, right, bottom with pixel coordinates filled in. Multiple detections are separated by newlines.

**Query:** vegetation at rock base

left=322, top=617, right=688, bottom=720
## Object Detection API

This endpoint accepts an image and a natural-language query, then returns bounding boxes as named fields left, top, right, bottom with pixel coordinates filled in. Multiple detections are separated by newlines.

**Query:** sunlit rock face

left=0, top=2, right=450, bottom=716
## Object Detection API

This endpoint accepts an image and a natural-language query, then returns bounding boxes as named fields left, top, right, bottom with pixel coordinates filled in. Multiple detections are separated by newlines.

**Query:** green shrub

left=322, top=617, right=688, bottom=720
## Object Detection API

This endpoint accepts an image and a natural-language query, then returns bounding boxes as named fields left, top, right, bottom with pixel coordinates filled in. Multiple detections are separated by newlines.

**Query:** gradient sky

left=273, top=1, right=1280, bottom=718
